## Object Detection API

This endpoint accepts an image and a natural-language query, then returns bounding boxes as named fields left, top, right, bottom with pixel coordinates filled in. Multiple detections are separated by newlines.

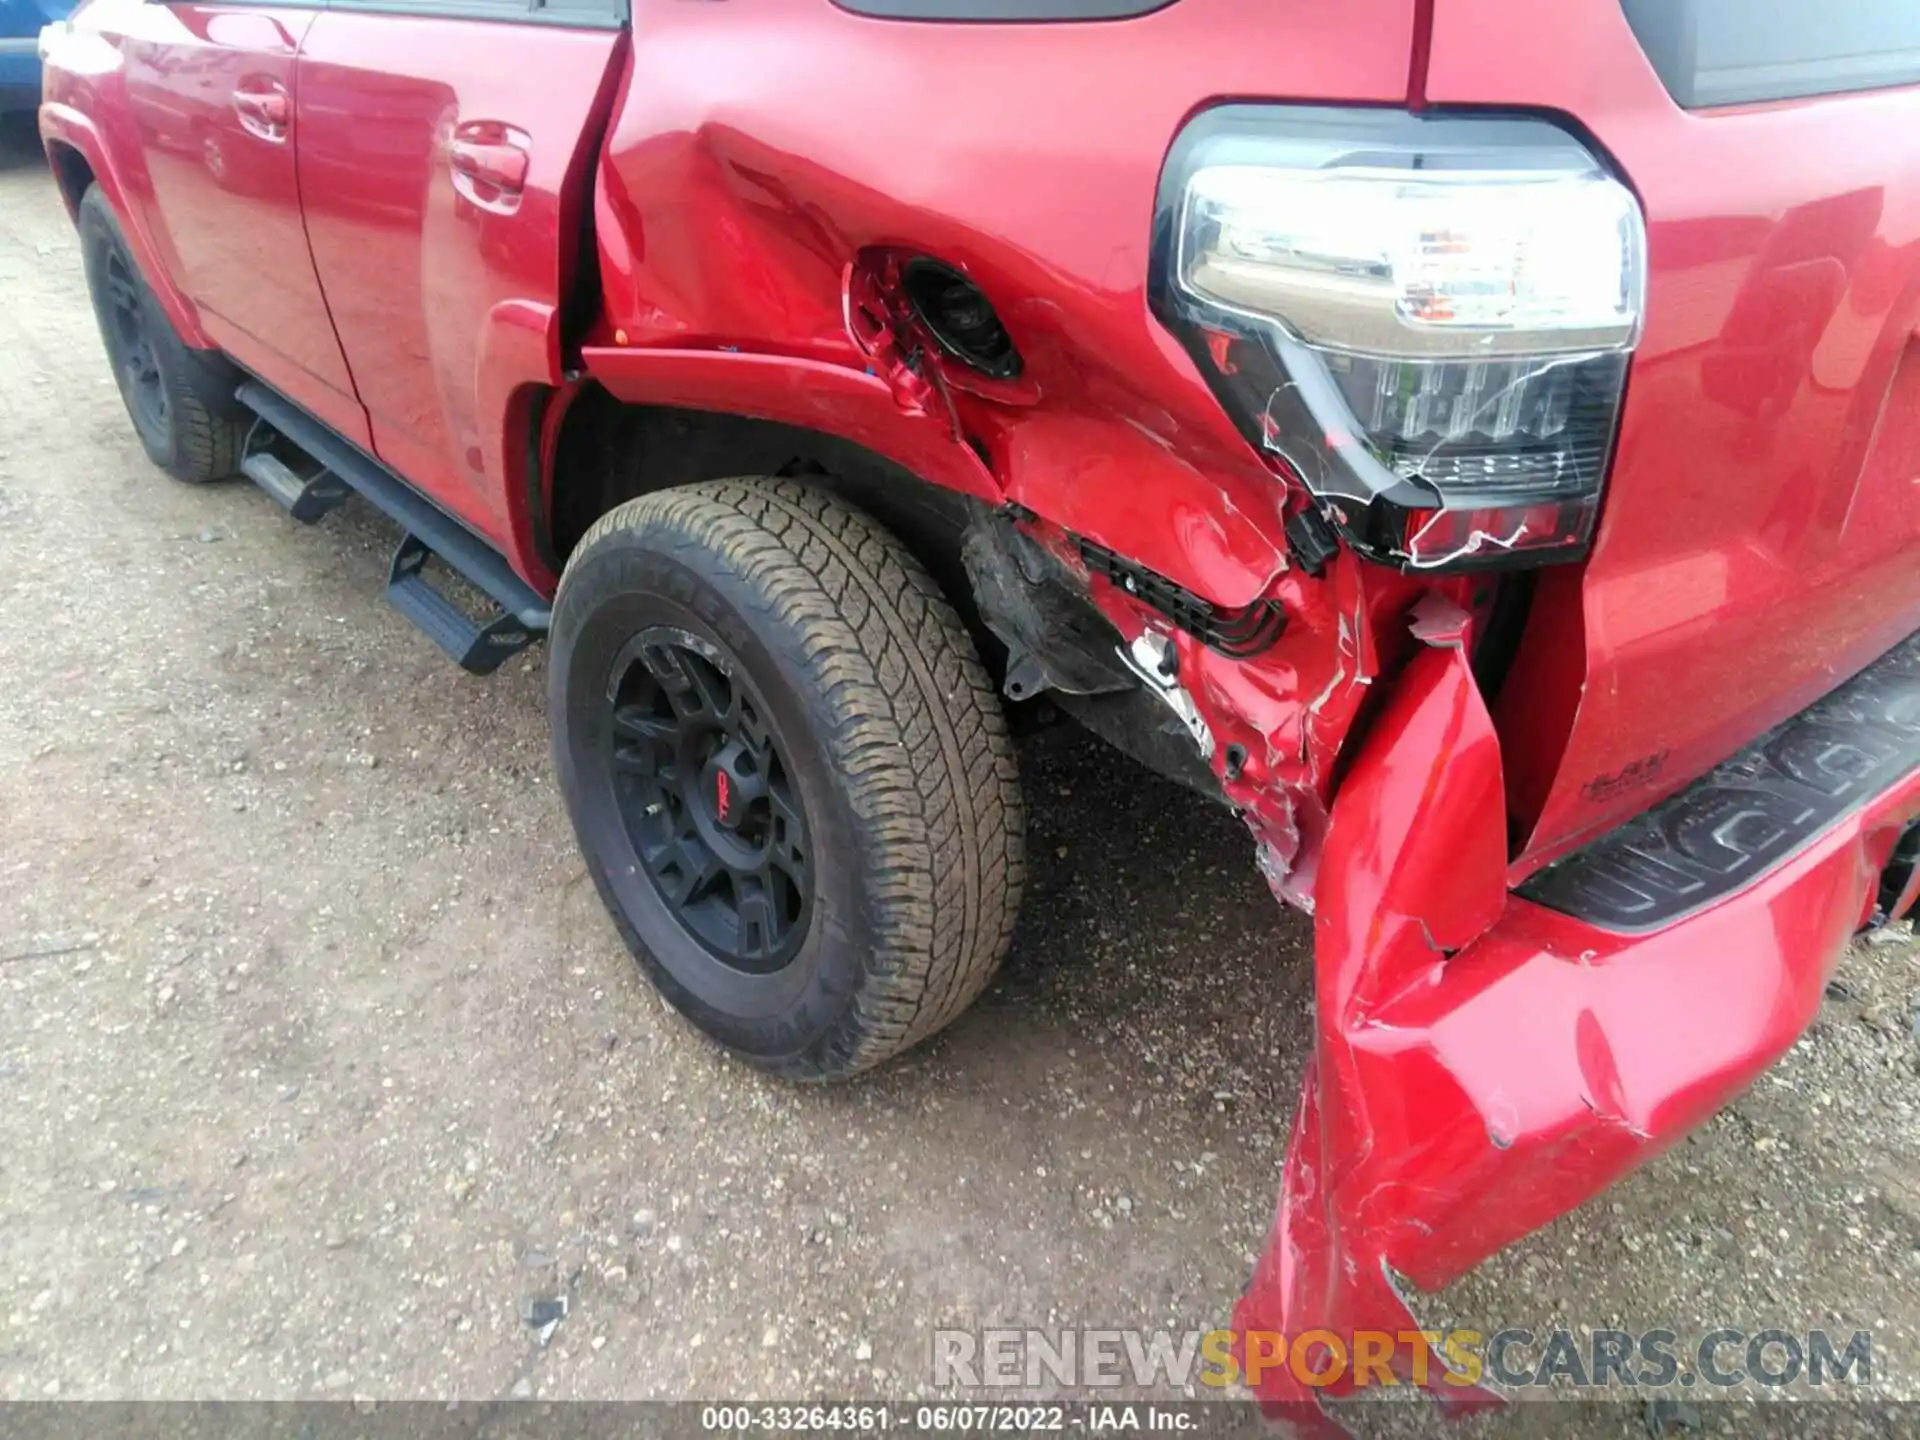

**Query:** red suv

left=38, top=0, right=1920, bottom=1410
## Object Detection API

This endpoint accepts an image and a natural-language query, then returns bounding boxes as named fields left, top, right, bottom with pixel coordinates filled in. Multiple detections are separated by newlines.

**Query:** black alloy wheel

left=549, top=479, right=1027, bottom=1080
left=77, top=185, right=248, bottom=483
left=607, top=626, right=813, bottom=973
left=100, top=243, right=171, bottom=443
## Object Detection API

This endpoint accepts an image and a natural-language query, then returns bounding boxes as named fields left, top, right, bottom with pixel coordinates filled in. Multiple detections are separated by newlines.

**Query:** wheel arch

left=40, top=103, right=210, bottom=350
left=44, top=137, right=95, bottom=220
left=546, top=381, right=999, bottom=669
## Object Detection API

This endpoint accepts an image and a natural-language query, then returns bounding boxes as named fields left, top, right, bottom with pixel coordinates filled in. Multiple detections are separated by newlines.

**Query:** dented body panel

left=1240, top=628, right=1920, bottom=1408
left=584, top=2, right=1920, bottom=1406
left=590, top=0, right=1415, bottom=608
left=585, top=0, right=1454, bottom=888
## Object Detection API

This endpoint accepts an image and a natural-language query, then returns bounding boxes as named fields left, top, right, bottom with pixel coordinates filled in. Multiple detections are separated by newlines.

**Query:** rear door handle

left=449, top=123, right=530, bottom=211
left=233, top=82, right=290, bottom=142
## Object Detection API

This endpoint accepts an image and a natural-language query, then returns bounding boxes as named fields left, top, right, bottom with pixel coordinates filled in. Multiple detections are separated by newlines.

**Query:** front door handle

left=233, top=82, right=290, bottom=142
left=450, top=139, right=528, bottom=192
left=449, top=122, right=530, bottom=212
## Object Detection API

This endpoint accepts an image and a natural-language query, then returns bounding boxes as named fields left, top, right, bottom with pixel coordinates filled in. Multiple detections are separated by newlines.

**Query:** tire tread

left=564, top=478, right=1025, bottom=1076
left=77, top=185, right=246, bottom=485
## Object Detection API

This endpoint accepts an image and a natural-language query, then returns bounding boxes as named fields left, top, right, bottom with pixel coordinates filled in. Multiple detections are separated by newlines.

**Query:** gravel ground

left=3, top=113, right=1919, bottom=1437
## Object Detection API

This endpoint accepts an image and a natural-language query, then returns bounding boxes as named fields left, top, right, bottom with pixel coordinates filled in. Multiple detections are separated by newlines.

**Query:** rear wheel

left=78, top=186, right=246, bottom=484
left=549, top=478, right=1025, bottom=1080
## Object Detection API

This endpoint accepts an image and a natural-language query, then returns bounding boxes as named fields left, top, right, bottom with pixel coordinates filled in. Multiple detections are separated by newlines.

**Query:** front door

left=112, top=0, right=368, bottom=445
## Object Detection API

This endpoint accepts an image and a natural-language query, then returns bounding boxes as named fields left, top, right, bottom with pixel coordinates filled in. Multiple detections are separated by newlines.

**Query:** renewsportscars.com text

left=932, top=1327, right=1873, bottom=1392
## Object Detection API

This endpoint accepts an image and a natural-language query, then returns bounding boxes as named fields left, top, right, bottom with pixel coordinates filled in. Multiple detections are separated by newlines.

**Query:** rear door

left=1432, top=0, right=1920, bottom=860
left=107, top=0, right=369, bottom=444
left=291, top=0, right=623, bottom=544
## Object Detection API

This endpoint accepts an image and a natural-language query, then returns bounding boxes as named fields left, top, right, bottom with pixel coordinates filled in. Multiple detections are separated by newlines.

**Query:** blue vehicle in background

left=0, top=0, right=73, bottom=115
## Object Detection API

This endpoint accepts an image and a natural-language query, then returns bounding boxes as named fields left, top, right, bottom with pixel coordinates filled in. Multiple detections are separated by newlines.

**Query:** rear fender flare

left=580, top=344, right=1005, bottom=508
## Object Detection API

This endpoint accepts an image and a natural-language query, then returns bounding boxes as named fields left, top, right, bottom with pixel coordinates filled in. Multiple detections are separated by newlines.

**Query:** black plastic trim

left=1620, top=0, right=1920, bottom=109
left=1874, top=820, right=1920, bottom=924
left=833, top=0, right=1171, bottom=19
left=236, top=380, right=551, bottom=630
left=1519, top=629, right=1920, bottom=932
left=1079, top=540, right=1286, bottom=659
left=525, top=387, right=560, bottom=576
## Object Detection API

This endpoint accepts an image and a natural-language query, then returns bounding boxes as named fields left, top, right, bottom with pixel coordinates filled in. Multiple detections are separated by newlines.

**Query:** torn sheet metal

left=986, top=487, right=1862, bottom=1434
left=1232, top=606, right=1908, bottom=1424
left=1226, top=623, right=1510, bottom=1422
left=1019, top=499, right=1446, bottom=903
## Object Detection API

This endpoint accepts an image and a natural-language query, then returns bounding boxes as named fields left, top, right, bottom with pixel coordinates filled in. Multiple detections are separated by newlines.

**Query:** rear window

left=1621, top=0, right=1920, bottom=108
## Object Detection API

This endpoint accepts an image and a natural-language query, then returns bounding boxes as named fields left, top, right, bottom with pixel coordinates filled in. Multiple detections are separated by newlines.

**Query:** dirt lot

left=3, top=113, right=1920, bottom=1436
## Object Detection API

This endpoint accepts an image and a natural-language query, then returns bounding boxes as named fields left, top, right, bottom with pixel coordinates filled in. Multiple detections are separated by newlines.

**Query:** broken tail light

left=1151, top=107, right=1647, bottom=571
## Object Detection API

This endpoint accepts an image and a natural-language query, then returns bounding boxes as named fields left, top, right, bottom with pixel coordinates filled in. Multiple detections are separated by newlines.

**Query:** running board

left=234, top=382, right=549, bottom=675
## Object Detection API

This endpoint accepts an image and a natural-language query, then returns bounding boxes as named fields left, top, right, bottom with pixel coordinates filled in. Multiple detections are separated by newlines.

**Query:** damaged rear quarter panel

left=585, top=0, right=1439, bottom=909
left=588, top=0, right=1417, bottom=605
left=572, top=0, right=1860, bottom=1416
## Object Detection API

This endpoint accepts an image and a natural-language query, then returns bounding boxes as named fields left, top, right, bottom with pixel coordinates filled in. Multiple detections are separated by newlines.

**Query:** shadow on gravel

left=856, top=711, right=1317, bottom=1125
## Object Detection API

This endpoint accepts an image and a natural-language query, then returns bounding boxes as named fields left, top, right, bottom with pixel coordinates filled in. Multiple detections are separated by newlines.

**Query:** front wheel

left=77, top=185, right=246, bottom=484
left=549, top=478, right=1026, bottom=1080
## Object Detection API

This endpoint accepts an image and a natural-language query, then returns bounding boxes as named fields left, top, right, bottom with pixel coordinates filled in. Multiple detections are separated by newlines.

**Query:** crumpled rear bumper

left=1235, top=622, right=1920, bottom=1417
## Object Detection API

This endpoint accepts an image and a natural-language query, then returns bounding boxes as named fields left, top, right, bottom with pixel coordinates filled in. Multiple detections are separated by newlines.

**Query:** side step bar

left=387, top=535, right=540, bottom=676
left=234, top=382, right=550, bottom=676
left=239, top=447, right=352, bottom=524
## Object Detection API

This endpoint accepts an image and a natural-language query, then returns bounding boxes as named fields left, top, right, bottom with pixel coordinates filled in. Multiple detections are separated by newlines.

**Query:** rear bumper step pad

left=1520, top=629, right=1920, bottom=931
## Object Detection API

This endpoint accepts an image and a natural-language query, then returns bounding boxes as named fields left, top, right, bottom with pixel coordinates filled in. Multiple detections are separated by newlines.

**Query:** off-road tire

left=550, top=478, right=1025, bottom=1080
left=78, top=185, right=246, bottom=484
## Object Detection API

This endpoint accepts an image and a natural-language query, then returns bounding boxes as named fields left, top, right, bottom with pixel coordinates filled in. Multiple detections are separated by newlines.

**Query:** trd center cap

left=703, top=748, right=755, bottom=830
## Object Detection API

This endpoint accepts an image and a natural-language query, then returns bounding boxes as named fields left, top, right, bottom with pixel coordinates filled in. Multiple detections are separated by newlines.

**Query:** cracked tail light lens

left=1152, top=107, right=1647, bottom=571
